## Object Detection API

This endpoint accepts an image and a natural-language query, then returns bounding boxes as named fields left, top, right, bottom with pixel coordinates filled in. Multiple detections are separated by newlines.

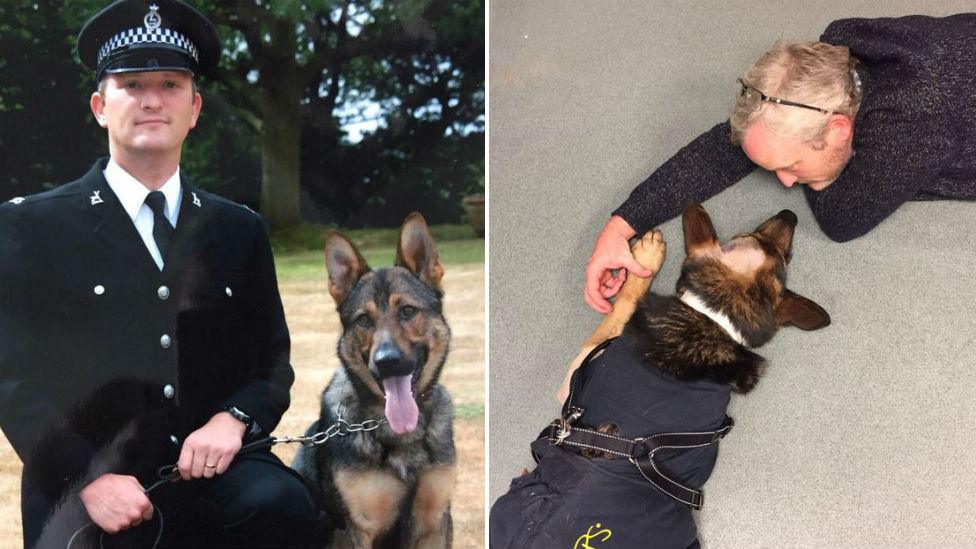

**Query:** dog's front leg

left=410, top=464, right=456, bottom=549
left=334, top=468, right=407, bottom=548
left=557, top=230, right=666, bottom=403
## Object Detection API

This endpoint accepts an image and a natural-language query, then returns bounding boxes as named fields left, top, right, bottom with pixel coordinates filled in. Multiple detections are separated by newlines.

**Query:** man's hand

left=176, top=411, right=247, bottom=480
left=79, top=473, right=153, bottom=534
left=584, top=216, right=653, bottom=313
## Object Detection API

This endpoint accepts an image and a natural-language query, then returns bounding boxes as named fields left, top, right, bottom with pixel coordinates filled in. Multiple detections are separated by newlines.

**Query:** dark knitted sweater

left=614, top=13, right=976, bottom=242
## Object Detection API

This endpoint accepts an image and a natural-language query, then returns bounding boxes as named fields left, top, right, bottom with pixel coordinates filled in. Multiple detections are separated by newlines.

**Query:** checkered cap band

left=97, top=27, right=199, bottom=65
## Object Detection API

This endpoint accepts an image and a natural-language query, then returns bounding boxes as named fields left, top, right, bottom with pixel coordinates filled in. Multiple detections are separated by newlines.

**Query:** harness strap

left=561, top=338, right=615, bottom=416
left=538, top=337, right=734, bottom=510
left=630, top=417, right=733, bottom=510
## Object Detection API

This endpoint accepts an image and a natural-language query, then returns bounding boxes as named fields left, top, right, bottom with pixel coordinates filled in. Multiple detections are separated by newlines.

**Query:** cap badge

left=144, top=4, right=162, bottom=31
left=90, top=190, right=104, bottom=205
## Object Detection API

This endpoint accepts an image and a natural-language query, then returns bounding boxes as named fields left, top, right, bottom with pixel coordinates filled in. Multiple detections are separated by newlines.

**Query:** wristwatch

left=224, top=405, right=254, bottom=430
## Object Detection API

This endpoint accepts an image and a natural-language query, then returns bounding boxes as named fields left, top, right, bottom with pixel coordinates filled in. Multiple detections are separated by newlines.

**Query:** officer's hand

left=584, top=216, right=652, bottom=314
left=79, top=473, right=153, bottom=534
left=177, top=411, right=246, bottom=480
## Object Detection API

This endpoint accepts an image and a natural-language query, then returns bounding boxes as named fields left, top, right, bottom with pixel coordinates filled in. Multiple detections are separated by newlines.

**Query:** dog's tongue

left=382, top=375, right=419, bottom=434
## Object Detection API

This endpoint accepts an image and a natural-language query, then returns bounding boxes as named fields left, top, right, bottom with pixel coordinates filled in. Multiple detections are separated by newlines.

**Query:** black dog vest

left=490, top=338, right=732, bottom=549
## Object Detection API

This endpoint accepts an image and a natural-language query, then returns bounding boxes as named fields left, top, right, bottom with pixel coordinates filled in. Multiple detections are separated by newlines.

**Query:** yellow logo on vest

left=574, top=522, right=613, bottom=548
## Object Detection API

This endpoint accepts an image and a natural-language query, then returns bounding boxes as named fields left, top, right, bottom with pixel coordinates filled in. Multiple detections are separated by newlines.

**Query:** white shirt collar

left=103, top=158, right=182, bottom=227
left=679, top=291, right=749, bottom=347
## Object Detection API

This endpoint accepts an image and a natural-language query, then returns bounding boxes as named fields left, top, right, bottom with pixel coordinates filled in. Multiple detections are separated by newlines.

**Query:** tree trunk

left=260, top=91, right=302, bottom=229
left=259, top=19, right=302, bottom=229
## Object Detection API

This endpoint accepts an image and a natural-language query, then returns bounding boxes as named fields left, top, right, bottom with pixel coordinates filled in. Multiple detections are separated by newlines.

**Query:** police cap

left=78, top=0, right=220, bottom=82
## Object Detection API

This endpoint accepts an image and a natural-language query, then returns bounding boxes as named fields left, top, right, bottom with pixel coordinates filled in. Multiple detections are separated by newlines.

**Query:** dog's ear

left=776, top=288, right=830, bottom=330
left=324, top=231, right=371, bottom=306
left=396, top=212, right=444, bottom=288
left=755, top=210, right=798, bottom=262
left=682, top=203, right=720, bottom=259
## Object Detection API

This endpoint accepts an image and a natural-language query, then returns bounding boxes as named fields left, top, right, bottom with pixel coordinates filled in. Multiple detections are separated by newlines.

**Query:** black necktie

left=145, top=191, right=174, bottom=262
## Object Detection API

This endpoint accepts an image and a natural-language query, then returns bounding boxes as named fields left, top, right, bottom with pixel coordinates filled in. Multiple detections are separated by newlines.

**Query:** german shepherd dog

left=490, top=203, right=830, bottom=549
left=293, top=212, right=455, bottom=549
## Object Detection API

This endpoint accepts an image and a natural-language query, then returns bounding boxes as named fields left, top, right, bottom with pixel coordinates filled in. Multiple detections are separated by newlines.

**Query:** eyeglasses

left=736, top=78, right=833, bottom=115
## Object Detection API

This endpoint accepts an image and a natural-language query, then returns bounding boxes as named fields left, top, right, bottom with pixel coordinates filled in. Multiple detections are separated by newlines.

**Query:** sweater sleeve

left=803, top=109, right=952, bottom=242
left=613, top=121, right=757, bottom=234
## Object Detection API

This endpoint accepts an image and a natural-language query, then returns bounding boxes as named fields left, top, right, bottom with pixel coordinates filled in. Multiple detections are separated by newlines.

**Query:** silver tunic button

left=225, top=286, right=233, bottom=297
left=160, top=334, right=172, bottom=348
left=93, top=285, right=105, bottom=295
left=163, top=384, right=175, bottom=399
left=170, top=435, right=179, bottom=445
left=157, top=285, right=170, bottom=300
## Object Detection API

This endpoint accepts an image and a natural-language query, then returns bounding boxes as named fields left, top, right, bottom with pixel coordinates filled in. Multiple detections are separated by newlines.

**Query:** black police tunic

left=0, top=158, right=294, bottom=545
left=490, top=337, right=731, bottom=549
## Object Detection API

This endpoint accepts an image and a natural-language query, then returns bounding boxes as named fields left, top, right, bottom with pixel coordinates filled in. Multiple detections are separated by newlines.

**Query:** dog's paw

left=631, top=230, right=666, bottom=275
left=731, top=360, right=766, bottom=394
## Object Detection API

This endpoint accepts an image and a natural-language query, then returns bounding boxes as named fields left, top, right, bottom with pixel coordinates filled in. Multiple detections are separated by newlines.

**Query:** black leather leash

left=536, top=337, right=734, bottom=510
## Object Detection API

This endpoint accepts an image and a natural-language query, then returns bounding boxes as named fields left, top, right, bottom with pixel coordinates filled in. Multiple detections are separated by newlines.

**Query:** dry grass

left=0, top=263, right=485, bottom=548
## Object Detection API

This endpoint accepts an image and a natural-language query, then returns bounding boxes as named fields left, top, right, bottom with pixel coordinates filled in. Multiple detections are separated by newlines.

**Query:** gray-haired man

left=585, top=14, right=976, bottom=314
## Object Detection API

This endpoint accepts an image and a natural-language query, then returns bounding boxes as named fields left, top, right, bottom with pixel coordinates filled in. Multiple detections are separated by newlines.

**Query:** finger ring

left=205, top=464, right=217, bottom=468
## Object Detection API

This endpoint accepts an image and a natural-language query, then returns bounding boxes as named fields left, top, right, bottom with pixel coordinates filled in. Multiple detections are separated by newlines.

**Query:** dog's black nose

left=374, top=342, right=412, bottom=378
left=777, top=210, right=798, bottom=227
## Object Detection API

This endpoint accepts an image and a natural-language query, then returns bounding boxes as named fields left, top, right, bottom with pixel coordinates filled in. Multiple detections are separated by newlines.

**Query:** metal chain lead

left=273, top=390, right=386, bottom=447
left=274, top=416, right=387, bottom=447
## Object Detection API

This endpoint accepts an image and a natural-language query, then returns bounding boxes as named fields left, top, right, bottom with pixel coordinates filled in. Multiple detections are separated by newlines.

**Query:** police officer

left=0, top=1, right=315, bottom=547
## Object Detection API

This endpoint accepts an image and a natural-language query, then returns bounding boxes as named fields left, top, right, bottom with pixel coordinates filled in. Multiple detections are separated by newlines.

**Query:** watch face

left=227, top=406, right=252, bottom=425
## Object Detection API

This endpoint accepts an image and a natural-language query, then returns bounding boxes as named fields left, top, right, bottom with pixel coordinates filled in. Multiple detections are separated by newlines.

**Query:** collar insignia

left=144, top=4, right=162, bottom=31
left=191, top=192, right=201, bottom=207
left=90, top=190, right=104, bottom=205
left=8, top=197, right=25, bottom=205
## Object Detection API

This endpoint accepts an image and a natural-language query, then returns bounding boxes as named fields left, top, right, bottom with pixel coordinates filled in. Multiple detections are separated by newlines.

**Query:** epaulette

left=4, top=185, right=81, bottom=208
left=187, top=188, right=259, bottom=217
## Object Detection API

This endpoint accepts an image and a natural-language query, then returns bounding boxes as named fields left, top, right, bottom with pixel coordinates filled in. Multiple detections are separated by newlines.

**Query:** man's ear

left=189, top=91, right=202, bottom=129
left=90, top=91, right=108, bottom=128
left=827, top=114, right=853, bottom=144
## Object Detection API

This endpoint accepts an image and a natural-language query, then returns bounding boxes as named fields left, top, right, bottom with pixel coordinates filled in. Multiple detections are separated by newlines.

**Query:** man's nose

left=141, top=89, right=163, bottom=110
left=775, top=170, right=797, bottom=188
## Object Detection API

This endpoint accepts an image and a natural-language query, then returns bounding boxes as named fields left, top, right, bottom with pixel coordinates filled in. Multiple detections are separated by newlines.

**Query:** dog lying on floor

left=490, top=203, right=830, bottom=549
left=293, top=212, right=455, bottom=549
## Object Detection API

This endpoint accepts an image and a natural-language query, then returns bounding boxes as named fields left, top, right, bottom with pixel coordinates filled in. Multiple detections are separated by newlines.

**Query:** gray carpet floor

left=488, top=2, right=976, bottom=547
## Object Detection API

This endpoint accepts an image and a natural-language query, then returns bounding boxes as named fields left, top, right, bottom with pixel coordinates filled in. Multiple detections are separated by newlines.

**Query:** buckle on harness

left=554, top=421, right=571, bottom=445
left=553, top=406, right=584, bottom=445
left=629, top=437, right=649, bottom=460
left=564, top=406, right=584, bottom=423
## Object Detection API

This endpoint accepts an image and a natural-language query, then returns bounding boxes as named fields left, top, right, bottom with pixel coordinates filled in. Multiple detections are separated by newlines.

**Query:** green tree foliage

left=0, top=0, right=103, bottom=197
left=0, top=0, right=484, bottom=229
